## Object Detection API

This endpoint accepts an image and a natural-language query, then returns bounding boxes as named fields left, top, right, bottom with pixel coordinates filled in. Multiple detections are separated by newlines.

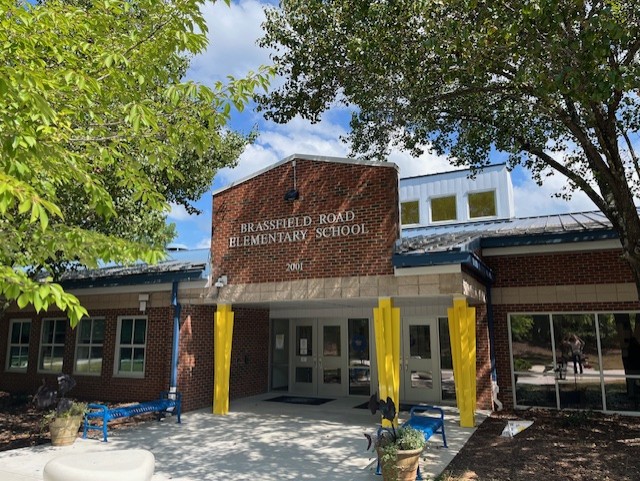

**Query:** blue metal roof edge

left=480, top=228, right=619, bottom=248
left=393, top=250, right=494, bottom=282
left=61, top=266, right=207, bottom=290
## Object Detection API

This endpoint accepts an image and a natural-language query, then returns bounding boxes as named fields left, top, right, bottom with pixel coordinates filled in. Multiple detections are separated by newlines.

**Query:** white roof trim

left=212, top=153, right=398, bottom=196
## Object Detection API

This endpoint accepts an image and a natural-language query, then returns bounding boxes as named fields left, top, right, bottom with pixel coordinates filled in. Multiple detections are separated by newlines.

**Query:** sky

left=168, top=0, right=597, bottom=250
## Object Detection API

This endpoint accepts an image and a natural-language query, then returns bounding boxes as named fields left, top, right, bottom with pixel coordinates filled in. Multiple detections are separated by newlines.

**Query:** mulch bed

left=0, top=391, right=156, bottom=452
left=442, top=409, right=640, bottom=481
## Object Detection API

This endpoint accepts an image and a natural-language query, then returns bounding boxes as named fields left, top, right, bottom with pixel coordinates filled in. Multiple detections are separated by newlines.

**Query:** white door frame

left=401, top=317, right=441, bottom=403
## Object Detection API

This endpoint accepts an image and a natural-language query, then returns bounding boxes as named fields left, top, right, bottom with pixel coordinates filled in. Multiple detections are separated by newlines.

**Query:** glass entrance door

left=401, top=318, right=440, bottom=402
left=290, top=319, right=348, bottom=397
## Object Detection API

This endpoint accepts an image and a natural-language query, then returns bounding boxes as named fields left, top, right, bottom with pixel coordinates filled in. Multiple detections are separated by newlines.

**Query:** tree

left=1, top=0, right=272, bottom=325
left=258, top=0, right=640, bottom=295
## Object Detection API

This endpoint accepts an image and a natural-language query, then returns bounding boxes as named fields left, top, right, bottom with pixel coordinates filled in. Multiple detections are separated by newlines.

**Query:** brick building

left=2, top=154, right=639, bottom=415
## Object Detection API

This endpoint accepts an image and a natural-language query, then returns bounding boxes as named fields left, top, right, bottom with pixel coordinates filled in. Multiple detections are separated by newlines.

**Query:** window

left=468, top=190, right=497, bottom=218
left=115, top=316, right=147, bottom=377
left=39, top=319, right=66, bottom=372
left=6, top=319, right=31, bottom=371
left=431, top=195, right=457, bottom=222
left=74, top=318, right=105, bottom=375
left=509, top=312, right=640, bottom=413
left=401, top=200, right=420, bottom=225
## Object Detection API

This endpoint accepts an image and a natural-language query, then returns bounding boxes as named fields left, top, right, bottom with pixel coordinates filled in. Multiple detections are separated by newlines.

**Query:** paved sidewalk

left=0, top=394, right=485, bottom=481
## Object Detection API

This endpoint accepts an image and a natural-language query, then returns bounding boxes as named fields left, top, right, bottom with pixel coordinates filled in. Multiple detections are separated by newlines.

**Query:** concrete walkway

left=0, top=394, right=486, bottom=481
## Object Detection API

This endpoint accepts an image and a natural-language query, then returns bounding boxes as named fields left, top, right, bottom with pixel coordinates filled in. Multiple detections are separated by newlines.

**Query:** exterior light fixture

left=138, top=293, right=150, bottom=312
left=284, top=159, right=299, bottom=201
left=214, top=275, right=228, bottom=288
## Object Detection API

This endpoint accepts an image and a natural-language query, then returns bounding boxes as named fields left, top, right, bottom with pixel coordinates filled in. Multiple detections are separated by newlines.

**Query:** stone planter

left=49, top=415, right=83, bottom=446
left=377, top=446, right=423, bottom=481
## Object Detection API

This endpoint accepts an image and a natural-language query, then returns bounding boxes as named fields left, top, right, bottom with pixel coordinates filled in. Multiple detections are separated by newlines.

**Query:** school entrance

left=270, top=316, right=449, bottom=402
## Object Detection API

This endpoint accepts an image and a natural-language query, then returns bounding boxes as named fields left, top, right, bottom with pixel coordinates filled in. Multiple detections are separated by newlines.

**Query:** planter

left=377, top=446, right=423, bottom=481
left=49, top=415, right=83, bottom=446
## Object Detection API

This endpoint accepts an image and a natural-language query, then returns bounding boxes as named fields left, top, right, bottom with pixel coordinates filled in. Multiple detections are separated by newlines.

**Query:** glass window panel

left=10, top=323, right=20, bottom=343
left=39, top=346, right=52, bottom=370
left=409, top=325, right=431, bottom=359
left=604, top=376, right=640, bottom=412
left=120, top=319, right=133, bottom=344
left=89, top=346, right=103, bottom=373
left=558, top=379, right=603, bottom=410
left=78, top=319, right=92, bottom=343
left=411, top=370, right=433, bottom=389
left=75, top=346, right=90, bottom=372
left=323, top=325, right=340, bottom=356
left=93, top=319, right=105, bottom=342
left=134, top=319, right=146, bottom=344
left=323, top=368, right=341, bottom=384
left=119, top=347, right=132, bottom=374
left=401, top=200, right=419, bottom=225
left=514, top=372, right=557, bottom=408
left=54, top=321, right=66, bottom=344
left=43, top=321, right=54, bottom=344
left=469, top=191, right=496, bottom=218
left=349, top=318, right=370, bottom=396
left=438, top=317, right=455, bottom=400
left=296, top=326, right=312, bottom=356
left=20, top=322, right=30, bottom=343
left=295, top=367, right=312, bottom=383
left=133, top=348, right=145, bottom=372
left=553, top=314, right=597, bottom=375
left=431, top=195, right=457, bottom=222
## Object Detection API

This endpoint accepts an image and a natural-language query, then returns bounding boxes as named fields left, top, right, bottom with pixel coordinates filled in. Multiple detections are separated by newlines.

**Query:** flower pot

left=49, top=415, right=83, bottom=446
left=377, top=446, right=423, bottom=481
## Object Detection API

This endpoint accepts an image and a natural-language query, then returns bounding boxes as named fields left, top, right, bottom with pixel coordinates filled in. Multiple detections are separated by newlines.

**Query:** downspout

left=485, top=280, right=503, bottom=411
left=170, top=281, right=181, bottom=393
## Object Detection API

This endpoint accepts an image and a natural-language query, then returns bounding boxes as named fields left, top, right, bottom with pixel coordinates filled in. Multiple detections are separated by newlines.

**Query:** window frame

left=114, top=315, right=148, bottom=379
left=400, top=199, right=420, bottom=226
left=73, top=317, right=105, bottom=377
left=38, top=318, right=67, bottom=373
left=467, top=189, right=497, bottom=219
left=429, top=194, right=458, bottom=223
left=5, top=319, right=31, bottom=373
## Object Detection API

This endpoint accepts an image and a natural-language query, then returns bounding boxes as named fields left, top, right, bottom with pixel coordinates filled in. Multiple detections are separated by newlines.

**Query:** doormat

left=353, top=401, right=422, bottom=412
left=265, top=396, right=335, bottom=406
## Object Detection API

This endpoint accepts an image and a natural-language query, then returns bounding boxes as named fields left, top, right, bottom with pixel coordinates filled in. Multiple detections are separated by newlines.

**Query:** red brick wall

left=0, top=307, right=173, bottom=403
left=211, top=158, right=399, bottom=283
left=484, top=248, right=640, bottom=409
left=177, top=306, right=270, bottom=411
left=474, top=304, right=493, bottom=411
left=177, top=305, right=215, bottom=412
left=487, top=248, right=633, bottom=287
left=228, top=308, right=270, bottom=400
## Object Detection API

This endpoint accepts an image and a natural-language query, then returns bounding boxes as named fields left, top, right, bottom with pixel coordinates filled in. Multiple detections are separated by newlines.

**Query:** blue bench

left=83, top=391, right=181, bottom=442
left=376, top=405, right=447, bottom=479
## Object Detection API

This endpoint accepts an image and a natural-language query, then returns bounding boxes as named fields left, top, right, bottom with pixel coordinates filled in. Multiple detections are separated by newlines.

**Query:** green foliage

left=514, top=358, right=533, bottom=372
left=41, top=401, right=87, bottom=428
left=0, top=0, right=274, bottom=325
left=377, top=426, right=426, bottom=471
left=511, top=315, right=534, bottom=342
left=259, top=0, right=640, bottom=297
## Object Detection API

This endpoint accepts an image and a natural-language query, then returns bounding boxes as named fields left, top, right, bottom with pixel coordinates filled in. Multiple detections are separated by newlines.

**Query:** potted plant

left=365, top=394, right=426, bottom=481
left=34, top=374, right=87, bottom=446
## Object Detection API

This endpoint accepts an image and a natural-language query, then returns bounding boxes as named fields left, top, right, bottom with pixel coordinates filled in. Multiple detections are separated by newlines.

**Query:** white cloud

left=513, top=171, right=597, bottom=217
left=168, top=203, right=193, bottom=221
left=188, top=0, right=271, bottom=85
left=196, top=237, right=212, bottom=249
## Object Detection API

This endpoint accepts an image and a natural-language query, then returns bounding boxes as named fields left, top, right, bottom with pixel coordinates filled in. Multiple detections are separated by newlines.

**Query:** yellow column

left=373, top=297, right=401, bottom=426
left=213, top=304, right=234, bottom=415
left=447, top=296, right=476, bottom=427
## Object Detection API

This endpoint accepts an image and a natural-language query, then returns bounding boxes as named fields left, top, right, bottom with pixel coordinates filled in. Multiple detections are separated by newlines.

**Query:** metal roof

left=60, top=248, right=210, bottom=289
left=397, top=210, right=615, bottom=255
